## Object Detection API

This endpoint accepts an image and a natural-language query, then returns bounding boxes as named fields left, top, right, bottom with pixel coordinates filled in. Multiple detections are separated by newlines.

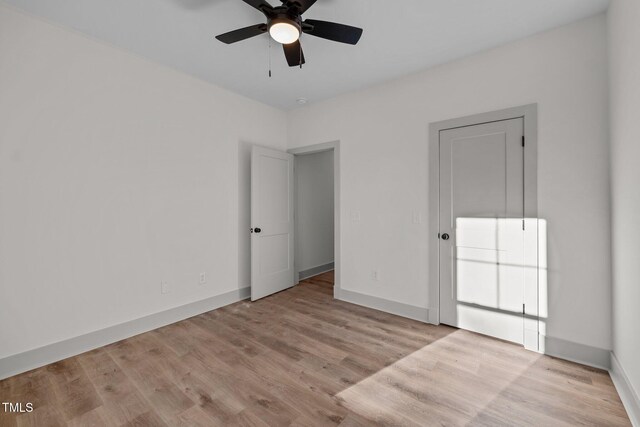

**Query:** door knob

left=254, top=228, right=262, bottom=233
left=441, top=233, right=450, bottom=240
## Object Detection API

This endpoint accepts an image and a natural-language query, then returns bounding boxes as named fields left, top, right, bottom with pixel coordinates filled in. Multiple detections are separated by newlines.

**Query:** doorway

left=293, top=149, right=335, bottom=283
left=289, top=142, right=340, bottom=297
left=250, top=141, right=340, bottom=301
left=429, top=105, right=539, bottom=351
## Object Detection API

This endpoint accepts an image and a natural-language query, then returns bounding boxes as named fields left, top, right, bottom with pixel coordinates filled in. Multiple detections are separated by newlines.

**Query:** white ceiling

left=3, top=0, right=609, bottom=109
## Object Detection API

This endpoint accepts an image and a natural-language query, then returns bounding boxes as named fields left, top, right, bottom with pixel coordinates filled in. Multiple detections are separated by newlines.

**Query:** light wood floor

left=0, top=271, right=630, bottom=426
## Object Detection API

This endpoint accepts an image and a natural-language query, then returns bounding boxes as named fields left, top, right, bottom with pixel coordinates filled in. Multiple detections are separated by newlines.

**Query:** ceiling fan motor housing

left=215, top=0, right=363, bottom=66
left=268, top=10, right=302, bottom=34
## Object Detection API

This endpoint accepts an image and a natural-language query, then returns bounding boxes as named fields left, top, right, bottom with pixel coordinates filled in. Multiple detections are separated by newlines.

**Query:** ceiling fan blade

left=242, top=0, right=274, bottom=15
left=282, top=40, right=305, bottom=67
left=216, top=24, right=267, bottom=44
left=282, top=0, right=317, bottom=14
left=303, top=19, right=363, bottom=45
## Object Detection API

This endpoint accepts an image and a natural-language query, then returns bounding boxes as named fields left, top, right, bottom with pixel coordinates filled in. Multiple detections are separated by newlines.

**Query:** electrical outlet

left=372, top=270, right=380, bottom=281
left=199, top=272, right=206, bottom=285
left=161, top=281, right=169, bottom=294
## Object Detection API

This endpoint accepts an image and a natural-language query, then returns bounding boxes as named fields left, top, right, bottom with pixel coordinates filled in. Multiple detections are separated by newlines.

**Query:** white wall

left=288, top=15, right=612, bottom=351
left=0, top=5, right=287, bottom=359
left=0, top=3, right=615, bottom=367
left=608, top=0, right=640, bottom=406
left=295, top=150, right=334, bottom=274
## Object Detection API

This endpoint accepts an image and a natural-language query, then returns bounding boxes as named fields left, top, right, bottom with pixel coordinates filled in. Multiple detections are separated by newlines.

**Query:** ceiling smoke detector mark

left=296, top=97, right=308, bottom=105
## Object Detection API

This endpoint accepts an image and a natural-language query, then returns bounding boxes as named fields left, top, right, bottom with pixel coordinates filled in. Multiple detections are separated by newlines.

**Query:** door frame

left=287, top=141, right=341, bottom=298
left=428, top=104, right=539, bottom=352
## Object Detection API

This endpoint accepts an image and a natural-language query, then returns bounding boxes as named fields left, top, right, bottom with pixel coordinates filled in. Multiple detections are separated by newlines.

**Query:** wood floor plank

left=0, top=271, right=631, bottom=426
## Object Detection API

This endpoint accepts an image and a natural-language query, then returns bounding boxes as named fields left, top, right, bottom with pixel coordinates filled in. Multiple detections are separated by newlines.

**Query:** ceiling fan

left=215, top=0, right=363, bottom=67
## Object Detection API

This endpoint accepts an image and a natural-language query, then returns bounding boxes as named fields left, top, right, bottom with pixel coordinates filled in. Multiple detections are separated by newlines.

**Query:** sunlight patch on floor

left=335, top=330, right=541, bottom=425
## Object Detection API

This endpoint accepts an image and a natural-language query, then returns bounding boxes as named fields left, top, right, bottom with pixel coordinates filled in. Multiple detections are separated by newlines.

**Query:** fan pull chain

left=268, top=37, right=272, bottom=77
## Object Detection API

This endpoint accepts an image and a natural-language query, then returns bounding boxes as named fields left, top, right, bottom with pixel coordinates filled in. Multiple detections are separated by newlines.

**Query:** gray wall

left=608, top=0, right=640, bottom=408
left=295, top=151, right=335, bottom=274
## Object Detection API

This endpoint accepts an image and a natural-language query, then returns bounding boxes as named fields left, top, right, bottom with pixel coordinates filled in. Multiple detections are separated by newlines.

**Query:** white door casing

left=251, top=146, right=295, bottom=301
left=439, top=118, right=525, bottom=345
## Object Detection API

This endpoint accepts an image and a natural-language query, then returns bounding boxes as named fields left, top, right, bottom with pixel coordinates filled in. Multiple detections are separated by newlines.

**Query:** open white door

left=251, top=146, right=295, bottom=301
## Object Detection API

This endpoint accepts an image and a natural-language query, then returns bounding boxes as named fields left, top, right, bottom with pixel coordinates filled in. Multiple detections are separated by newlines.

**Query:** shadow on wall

left=238, top=141, right=253, bottom=290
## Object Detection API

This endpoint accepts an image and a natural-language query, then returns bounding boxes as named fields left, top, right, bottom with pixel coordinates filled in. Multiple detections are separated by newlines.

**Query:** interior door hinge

left=522, top=219, right=525, bottom=230
left=522, top=135, right=525, bottom=147
left=522, top=303, right=525, bottom=315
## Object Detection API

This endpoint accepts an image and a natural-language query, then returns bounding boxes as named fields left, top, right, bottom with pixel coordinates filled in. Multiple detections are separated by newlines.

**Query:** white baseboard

left=611, top=353, right=640, bottom=426
left=427, top=307, right=439, bottom=325
left=299, top=262, right=335, bottom=281
left=0, top=286, right=250, bottom=381
left=541, top=335, right=611, bottom=370
left=338, top=289, right=430, bottom=323
left=336, top=292, right=612, bottom=373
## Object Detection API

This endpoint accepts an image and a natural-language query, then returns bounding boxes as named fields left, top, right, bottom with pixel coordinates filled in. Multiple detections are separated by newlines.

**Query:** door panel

left=439, top=118, right=525, bottom=344
left=259, top=234, right=290, bottom=275
left=251, top=146, right=295, bottom=301
left=259, top=156, right=290, bottom=222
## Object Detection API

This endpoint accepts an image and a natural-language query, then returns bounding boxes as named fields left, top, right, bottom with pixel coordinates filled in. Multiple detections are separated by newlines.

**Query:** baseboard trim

left=611, top=353, right=640, bottom=426
left=542, top=335, right=611, bottom=370
left=0, top=286, right=251, bottom=381
left=334, top=293, right=610, bottom=372
left=299, top=262, right=335, bottom=281
left=427, top=307, right=439, bottom=325
left=338, top=289, right=429, bottom=323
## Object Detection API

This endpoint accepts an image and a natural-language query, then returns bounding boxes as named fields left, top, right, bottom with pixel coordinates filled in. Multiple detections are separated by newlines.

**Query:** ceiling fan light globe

left=269, top=22, right=300, bottom=44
